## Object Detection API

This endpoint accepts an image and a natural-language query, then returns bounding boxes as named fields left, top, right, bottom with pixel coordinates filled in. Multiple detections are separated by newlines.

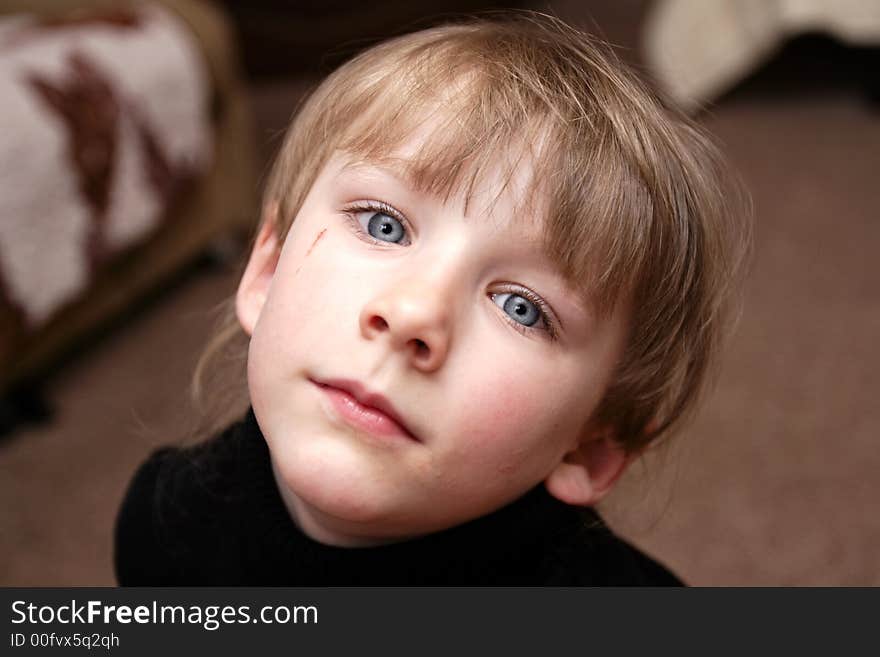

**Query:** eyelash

left=342, top=199, right=559, bottom=341
left=495, top=286, right=559, bottom=341
left=343, top=200, right=413, bottom=246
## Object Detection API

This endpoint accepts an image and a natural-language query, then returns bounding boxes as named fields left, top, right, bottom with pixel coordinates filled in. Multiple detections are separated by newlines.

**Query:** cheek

left=451, top=361, right=583, bottom=472
left=259, top=229, right=353, bottom=339
left=247, top=254, right=327, bottom=396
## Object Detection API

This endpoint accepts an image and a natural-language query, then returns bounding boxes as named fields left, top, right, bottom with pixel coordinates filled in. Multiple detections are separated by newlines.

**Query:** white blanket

left=0, top=4, right=212, bottom=328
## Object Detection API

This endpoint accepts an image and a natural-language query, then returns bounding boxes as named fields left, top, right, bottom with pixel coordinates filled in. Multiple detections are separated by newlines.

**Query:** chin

left=272, top=444, right=411, bottom=529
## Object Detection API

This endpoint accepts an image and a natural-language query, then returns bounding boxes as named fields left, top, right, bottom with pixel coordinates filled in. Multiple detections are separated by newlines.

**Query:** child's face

left=237, top=144, right=631, bottom=546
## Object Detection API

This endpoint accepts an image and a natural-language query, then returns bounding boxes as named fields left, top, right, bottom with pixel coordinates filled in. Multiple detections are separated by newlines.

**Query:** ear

left=544, top=426, right=634, bottom=507
left=236, top=207, right=281, bottom=336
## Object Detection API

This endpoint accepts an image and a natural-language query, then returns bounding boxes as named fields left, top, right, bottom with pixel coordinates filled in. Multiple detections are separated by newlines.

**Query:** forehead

left=334, top=74, right=556, bottom=216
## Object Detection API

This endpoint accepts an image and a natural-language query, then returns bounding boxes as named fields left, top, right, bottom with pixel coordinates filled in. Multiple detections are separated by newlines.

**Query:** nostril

left=369, top=316, right=388, bottom=331
left=413, top=339, right=429, bottom=356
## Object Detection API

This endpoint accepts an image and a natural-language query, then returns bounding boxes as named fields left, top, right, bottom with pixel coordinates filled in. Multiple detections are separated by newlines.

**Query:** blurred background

left=0, top=0, right=877, bottom=586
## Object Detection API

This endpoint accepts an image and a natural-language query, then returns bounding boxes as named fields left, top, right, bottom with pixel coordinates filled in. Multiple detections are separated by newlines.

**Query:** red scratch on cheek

left=306, top=229, right=327, bottom=257
left=295, top=228, right=327, bottom=276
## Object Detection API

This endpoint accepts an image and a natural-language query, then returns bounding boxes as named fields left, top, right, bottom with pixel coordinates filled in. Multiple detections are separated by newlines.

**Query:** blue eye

left=493, top=292, right=542, bottom=327
left=345, top=202, right=411, bottom=246
left=365, top=212, right=406, bottom=243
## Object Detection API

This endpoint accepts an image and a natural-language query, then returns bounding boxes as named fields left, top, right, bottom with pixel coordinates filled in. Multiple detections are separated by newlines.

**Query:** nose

left=359, top=282, right=452, bottom=372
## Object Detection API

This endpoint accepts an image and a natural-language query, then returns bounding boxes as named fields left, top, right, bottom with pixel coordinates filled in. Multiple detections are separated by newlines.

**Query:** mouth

left=310, top=378, right=420, bottom=443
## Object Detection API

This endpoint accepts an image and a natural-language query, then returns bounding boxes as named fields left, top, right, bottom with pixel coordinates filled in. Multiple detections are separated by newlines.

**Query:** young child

left=114, top=13, right=750, bottom=585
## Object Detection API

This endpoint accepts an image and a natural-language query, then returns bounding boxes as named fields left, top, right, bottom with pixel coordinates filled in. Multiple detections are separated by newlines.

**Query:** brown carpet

left=1, top=4, right=878, bottom=586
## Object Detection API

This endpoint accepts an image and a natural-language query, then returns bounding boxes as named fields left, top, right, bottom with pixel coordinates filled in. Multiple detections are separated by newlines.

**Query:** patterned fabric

left=0, top=4, right=212, bottom=329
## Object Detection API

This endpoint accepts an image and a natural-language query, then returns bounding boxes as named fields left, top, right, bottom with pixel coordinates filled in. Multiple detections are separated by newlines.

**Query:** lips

left=311, top=378, right=419, bottom=442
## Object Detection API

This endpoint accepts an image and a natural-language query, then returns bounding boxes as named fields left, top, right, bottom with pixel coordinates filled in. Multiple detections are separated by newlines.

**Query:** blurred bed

left=0, top=0, right=257, bottom=412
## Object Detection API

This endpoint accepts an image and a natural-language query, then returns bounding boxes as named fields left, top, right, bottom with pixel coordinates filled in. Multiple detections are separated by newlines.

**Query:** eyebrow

left=340, top=156, right=547, bottom=242
left=339, top=157, right=418, bottom=188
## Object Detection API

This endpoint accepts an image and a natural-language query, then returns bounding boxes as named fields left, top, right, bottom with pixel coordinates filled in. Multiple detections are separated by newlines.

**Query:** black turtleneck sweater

left=114, top=410, right=682, bottom=586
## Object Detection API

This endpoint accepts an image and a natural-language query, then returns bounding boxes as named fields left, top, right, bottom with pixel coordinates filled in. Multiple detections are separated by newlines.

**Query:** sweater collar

left=234, top=408, right=599, bottom=585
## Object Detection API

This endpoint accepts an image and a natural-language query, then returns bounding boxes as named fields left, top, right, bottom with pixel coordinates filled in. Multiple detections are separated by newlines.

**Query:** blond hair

left=194, top=12, right=752, bottom=452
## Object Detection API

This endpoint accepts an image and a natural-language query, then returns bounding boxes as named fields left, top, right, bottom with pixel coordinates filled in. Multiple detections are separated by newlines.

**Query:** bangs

left=316, top=30, right=652, bottom=317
